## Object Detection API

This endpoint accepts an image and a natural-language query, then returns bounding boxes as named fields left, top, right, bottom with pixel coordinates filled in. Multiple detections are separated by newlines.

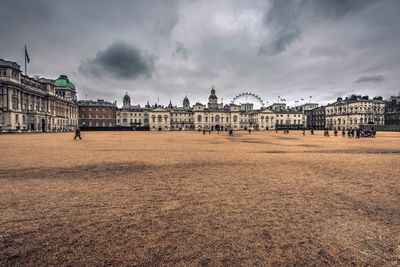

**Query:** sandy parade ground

left=0, top=131, right=399, bottom=266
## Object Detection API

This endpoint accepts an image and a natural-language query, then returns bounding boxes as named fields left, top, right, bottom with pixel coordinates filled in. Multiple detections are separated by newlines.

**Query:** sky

left=1, top=0, right=399, bottom=108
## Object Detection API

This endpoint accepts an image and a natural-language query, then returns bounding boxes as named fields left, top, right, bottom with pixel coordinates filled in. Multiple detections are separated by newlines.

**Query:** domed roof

left=209, top=85, right=217, bottom=99
left=54, top=75, right=76, bottom=90
left=123, top=93, right=131, bottom=102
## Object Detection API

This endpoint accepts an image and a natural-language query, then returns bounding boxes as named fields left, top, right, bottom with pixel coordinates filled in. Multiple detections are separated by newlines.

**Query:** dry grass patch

left=0, top=131, right=399, bottom=266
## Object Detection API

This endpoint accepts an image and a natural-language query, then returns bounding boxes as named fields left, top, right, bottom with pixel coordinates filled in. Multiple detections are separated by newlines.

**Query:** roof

left=54, top=75, right=76, bottom=90
left=118, top=106, right=149, bottom=112
left=78, top=99, right=115, bottom=107
left=326, top=98, right=385, bottom=107
left=151, top=107, right=169, bottom=112
left=0, top=59, right=21, bottom=72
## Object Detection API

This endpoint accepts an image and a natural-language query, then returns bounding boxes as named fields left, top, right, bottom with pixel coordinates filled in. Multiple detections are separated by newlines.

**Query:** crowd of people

left=73, top=127, right=378, bottom=140
left=320, top=128, right=377, bottom=138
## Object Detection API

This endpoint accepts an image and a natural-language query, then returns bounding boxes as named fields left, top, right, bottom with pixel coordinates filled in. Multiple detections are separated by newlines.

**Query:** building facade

left=325, top=95, right=385, bottom=130
left=116, top=93, right=150, bottom=128
left=385, top=94, right=400, bottom=126
left=78, top=99, right=117, bottom=128
left=305, top=106, right=326, bottom=130
left=0, top=59, right=78, bottom=132
left=117, top=87, right=305, bottom=131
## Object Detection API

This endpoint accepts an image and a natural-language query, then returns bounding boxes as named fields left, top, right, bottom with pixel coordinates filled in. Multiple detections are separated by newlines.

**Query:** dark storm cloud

left=261, top=0, right=378, bottom=54
left=80, top=42, right=156, bottom=79
left=260, top=0, right=304, bottom=54
left=355, top=75, right=384, bottom=84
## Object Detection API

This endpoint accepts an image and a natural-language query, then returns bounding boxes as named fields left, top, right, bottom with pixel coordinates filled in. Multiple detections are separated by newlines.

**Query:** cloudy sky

left=1, top=0, right=399, bottom=107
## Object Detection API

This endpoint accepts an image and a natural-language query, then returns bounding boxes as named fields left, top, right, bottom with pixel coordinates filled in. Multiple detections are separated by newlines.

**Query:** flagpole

left=24, top=45, right=27, bottom=75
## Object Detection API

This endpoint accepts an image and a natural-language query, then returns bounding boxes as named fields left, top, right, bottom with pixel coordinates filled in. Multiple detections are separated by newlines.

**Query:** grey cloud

left=80, top=42, right=156, bottom=79
left=174, top=42, right=188, bottom=60
left=261, top=0, right=378, bottom=54
left=261, top=0, right=304, bottom=54
left=355, top=75, right=384, bottom=84
left=1, top=0, right=399, bottom=105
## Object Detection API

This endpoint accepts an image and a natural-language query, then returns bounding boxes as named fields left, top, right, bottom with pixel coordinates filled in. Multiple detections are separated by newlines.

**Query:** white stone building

left=117, top=87, right=306, bottom=131
left=325, top=96, right=385, bottom=130
left=0, top=59, right=78, bottom=132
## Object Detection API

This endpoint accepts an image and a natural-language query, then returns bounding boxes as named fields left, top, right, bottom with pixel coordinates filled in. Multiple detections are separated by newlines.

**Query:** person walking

left=203, top=129, right=206, bottom=135
left=74, top=127, right=82, bottom=140
left=342, top=129, right=345, bottom=137
left=303, top=129, right=305, bottom=136
left=311, top=129, right=314, bottom=135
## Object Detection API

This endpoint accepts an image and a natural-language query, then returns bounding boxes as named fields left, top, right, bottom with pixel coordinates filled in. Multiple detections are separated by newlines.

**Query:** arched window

left=158, top=115, right=162, bottom=123
left=233, top=115, right=237, bottom=122
left=197, top=115, right=202, bottom=122
left=215, top=115, right=220, bottom=123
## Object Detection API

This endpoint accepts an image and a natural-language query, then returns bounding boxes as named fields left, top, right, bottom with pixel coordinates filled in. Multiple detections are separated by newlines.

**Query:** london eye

left=231, top=92, right=265, bottom=109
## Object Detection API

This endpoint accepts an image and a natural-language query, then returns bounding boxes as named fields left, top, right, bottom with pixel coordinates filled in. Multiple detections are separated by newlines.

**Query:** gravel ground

left=0, top=131, right=399, bottom=266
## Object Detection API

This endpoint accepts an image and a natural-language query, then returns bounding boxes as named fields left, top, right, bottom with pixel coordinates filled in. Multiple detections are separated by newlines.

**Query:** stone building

left=0, top=59, right=78, bottom=132
left=305, top=106, right=326, bottom=130
left=325, top=95, right=385, bottom=130
left=149, top=107, right=171, bottom=131
left=385, top=94, right=400, bottom=126
left=273, top=110, right=305, bottom=130
left=116, top=93, right=150, bottom=128
left=117, top=87, right=306, bottom=131
left=78, top=99, right=117, bottom=127
left=169, top=96, right=194, bottom=130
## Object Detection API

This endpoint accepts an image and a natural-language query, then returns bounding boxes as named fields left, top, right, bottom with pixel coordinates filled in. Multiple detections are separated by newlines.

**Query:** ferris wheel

left=231, top=92, right=265, bottom=107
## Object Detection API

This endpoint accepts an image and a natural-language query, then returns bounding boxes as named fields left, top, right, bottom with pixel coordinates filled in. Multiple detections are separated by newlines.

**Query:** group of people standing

left=328, top=128, right=377, bottom=138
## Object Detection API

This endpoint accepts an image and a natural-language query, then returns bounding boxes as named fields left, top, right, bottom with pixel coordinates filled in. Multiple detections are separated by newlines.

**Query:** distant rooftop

left=78, top=99, right=115, bottom=107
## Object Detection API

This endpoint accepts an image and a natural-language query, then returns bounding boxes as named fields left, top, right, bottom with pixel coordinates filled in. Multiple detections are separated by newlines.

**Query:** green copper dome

left=54, top=75, right=76, bottom=90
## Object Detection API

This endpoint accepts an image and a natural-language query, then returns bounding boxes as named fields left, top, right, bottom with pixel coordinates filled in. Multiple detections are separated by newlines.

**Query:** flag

left=25, top=45, right=30, bottom=63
